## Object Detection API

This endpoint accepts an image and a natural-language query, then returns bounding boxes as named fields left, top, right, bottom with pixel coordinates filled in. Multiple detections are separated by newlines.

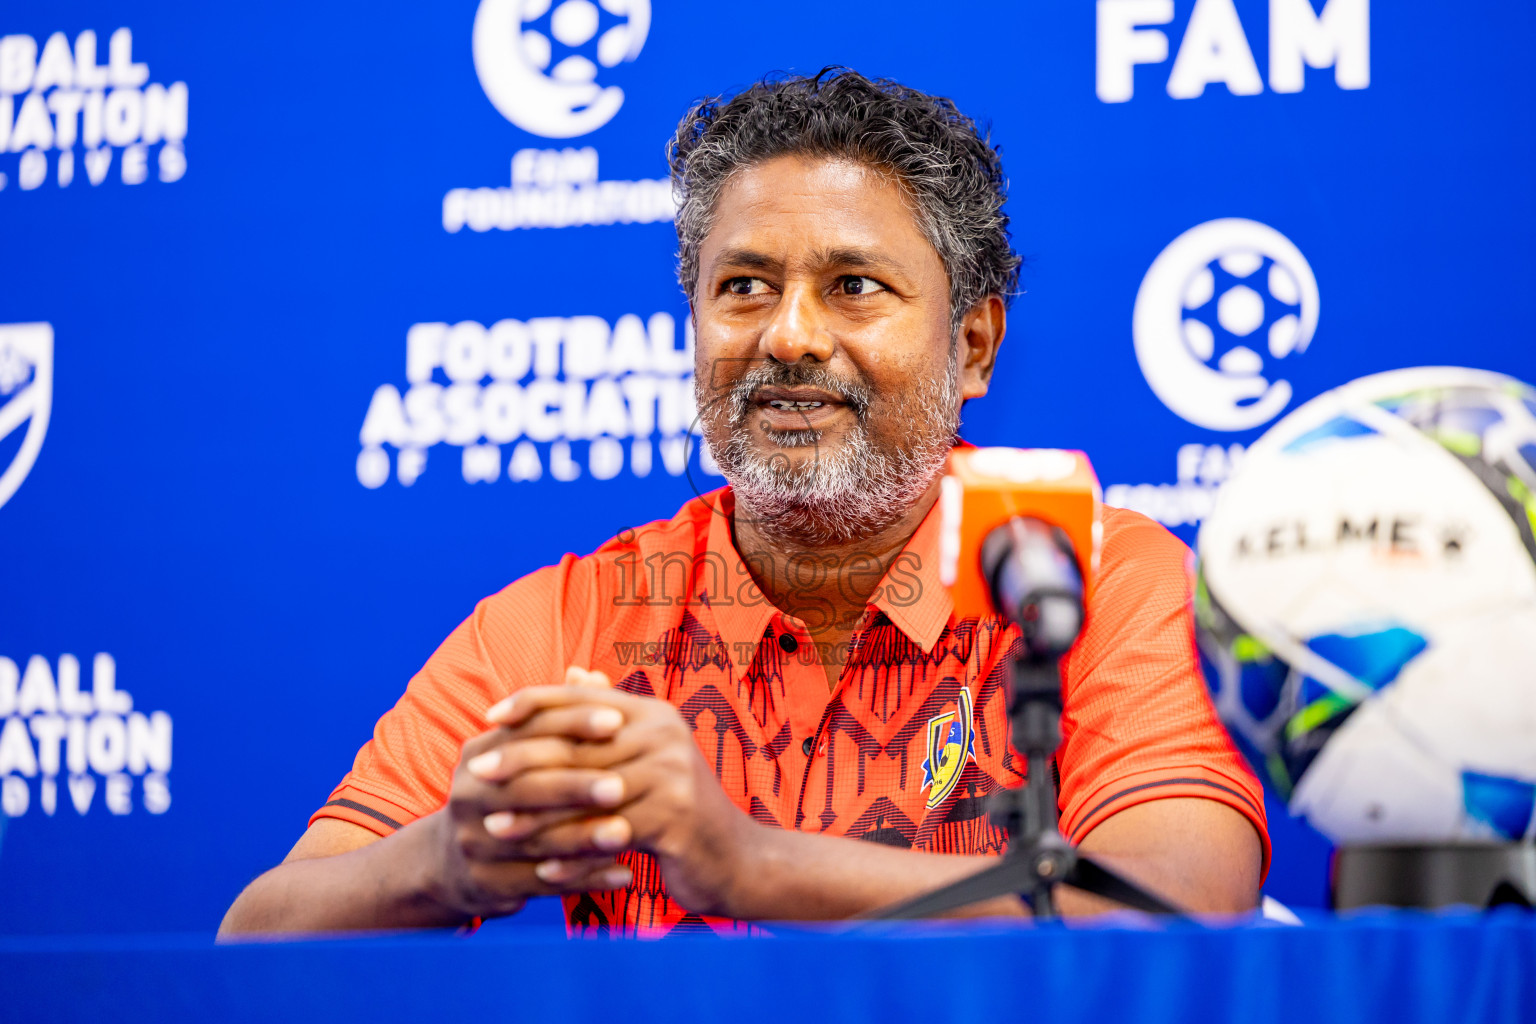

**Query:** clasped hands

left=433, top=666, right=757, bottom=922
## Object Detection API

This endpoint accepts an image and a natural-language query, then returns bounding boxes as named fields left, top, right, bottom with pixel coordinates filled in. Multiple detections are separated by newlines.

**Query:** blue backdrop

left=0, top=0, right=1531, bottom=934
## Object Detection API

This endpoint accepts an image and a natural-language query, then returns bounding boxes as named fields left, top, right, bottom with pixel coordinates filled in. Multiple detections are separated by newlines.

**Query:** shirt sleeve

left=1056, top=507, right=1271, bottom=877
left=310, top=553, right=599, bottom=837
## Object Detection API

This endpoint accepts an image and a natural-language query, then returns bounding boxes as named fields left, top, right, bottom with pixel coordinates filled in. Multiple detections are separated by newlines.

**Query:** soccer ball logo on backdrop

left=1133, top=218, right=1319, bottom=432
left=447, top=1, right=670, bottom=233
left=0, top=322, right=52, bottom=511
left=473, top=0, right=651, bottom=139
left=1107, top=219, right=1320, bottom=528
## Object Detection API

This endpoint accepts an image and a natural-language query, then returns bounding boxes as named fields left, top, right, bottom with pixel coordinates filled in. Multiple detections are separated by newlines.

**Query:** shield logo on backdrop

left=0, top=323, right=54, bottom=511
left=921, top=687, right=977, bottom=810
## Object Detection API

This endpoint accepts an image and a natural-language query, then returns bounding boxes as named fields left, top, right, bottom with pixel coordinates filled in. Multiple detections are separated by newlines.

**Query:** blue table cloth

left=2, top=912, right=1533, bottom=1024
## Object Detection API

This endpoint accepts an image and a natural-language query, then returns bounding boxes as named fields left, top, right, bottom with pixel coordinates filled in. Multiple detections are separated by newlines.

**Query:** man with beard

left=221, top=70, right=1267, bottom=937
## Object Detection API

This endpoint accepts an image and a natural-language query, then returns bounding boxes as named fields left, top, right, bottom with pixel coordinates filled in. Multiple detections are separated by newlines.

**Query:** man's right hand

left=431, top=673, right=636, bottom=920
left=218, top=669, right=637, bottom=936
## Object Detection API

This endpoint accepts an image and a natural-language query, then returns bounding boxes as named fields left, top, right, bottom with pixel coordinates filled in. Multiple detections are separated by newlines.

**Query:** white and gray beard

left=700, top=354, right=962, bottom=546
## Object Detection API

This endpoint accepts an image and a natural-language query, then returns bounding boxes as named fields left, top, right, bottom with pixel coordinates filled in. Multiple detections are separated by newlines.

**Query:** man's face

left=693, top=155, right=982, bottom=545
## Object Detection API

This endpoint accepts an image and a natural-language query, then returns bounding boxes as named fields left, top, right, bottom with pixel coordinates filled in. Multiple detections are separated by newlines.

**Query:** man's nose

left=760, top=282, right=834, bottom=364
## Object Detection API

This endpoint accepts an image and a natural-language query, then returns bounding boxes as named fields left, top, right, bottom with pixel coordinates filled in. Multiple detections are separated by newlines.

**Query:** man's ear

left=957, top=295, right=1006, bottom=400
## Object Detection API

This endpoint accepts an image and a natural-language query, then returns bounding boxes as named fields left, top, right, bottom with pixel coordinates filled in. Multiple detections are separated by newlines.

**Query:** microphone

left=981, top=518, right=1085, bottom=659
left=873, top=446, right=1186, bottom=920
left=874, top=446, right=1184, bottom=921
left=938, top=447, right=1102, bottom=656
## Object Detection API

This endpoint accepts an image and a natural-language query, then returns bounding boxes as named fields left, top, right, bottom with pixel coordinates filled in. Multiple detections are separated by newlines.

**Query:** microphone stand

left=868, top=521, right=1186, bottom=921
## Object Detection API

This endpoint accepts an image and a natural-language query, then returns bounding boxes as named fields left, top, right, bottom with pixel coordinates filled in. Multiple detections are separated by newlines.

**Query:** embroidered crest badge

left=920, top=686, right=977, bottom=810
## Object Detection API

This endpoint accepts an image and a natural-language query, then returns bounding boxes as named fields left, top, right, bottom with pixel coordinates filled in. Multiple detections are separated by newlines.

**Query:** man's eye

left=838, top=276, right=887, bottom=296
left=725, top=277, right=768, bottom=295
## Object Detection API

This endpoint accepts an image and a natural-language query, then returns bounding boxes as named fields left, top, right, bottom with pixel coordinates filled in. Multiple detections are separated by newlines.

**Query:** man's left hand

left=469, top=668, right=761, bottom=916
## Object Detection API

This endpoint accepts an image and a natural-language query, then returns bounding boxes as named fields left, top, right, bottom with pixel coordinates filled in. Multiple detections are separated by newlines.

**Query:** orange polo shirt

left=313, top=487, right=1268, bottom=935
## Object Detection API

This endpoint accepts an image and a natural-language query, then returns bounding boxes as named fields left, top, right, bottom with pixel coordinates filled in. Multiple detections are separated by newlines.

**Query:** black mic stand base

left=869, top=838, right=1185, bottom=920
left=865, top=652, right=1187, bottom=922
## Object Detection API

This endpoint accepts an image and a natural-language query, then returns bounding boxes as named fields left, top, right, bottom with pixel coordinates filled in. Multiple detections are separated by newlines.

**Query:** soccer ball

left=519, top=0, right=647, bottom=83
left=1195, top=366, right=1536, bottom=844
left=1181, top=251, right=1308, bottom=389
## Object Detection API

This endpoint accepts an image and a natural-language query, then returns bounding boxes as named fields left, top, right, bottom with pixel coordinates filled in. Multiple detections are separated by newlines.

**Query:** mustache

left=725, top=361, right=873, bottom=425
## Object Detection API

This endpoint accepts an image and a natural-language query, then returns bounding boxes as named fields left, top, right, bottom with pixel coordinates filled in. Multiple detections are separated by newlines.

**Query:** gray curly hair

left=667, top=67, right=1022, bottom=333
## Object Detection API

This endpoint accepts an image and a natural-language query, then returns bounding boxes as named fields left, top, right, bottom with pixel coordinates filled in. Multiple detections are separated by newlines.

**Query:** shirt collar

left=701, top=488, right=781, bottom=677
left=866, top=495, right=954, bottom=654
left=699, top=486, right=955, bottom=674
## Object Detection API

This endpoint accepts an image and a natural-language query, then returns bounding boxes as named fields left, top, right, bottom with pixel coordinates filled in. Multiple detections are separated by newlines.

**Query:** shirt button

left=802, top=736, right=815, bottom=756
left=779, top=632, right=799, bottom=653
